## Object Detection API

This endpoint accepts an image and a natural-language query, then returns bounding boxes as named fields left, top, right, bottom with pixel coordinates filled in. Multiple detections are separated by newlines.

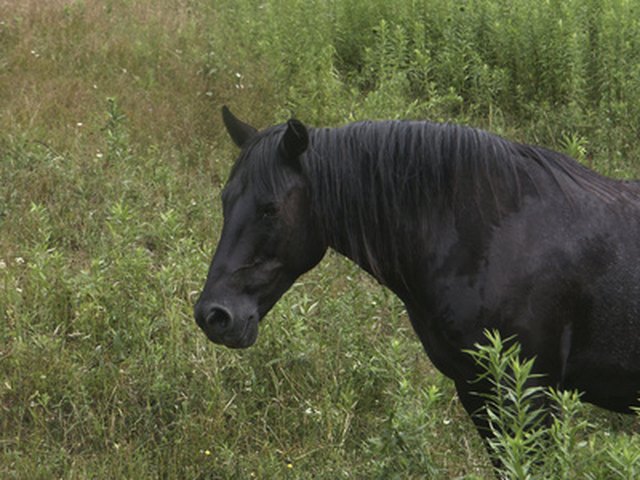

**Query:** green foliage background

left=1, top=0, right=639, bottom=478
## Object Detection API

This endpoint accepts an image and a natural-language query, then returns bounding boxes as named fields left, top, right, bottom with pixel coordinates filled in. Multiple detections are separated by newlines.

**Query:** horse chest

left=405, top=286, right=486, bottom=380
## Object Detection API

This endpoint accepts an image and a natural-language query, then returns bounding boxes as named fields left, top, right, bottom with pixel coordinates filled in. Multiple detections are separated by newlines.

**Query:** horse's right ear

left=222, top=106, right=257, bottom=148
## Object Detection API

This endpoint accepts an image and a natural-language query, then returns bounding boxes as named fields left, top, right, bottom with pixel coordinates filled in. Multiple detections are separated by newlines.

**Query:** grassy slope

left=1, top=1, right=638, bottom=479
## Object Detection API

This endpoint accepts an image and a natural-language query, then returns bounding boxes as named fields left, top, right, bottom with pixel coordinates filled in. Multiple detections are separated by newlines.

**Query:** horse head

left=194, top=107, right=327, bottom=348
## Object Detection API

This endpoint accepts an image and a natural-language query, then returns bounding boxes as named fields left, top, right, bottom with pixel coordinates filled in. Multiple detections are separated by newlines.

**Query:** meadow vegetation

left=1, top=0, right=639, bottom=478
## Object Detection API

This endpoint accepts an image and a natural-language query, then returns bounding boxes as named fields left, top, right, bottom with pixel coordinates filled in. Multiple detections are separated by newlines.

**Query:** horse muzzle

left=194, top=301, right=259, bottom=349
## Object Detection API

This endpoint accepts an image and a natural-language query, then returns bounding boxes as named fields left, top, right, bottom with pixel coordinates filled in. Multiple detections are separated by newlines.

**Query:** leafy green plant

left=467, top=332, right=548, bottom=479
left=467, top=331, right=640, bottom=480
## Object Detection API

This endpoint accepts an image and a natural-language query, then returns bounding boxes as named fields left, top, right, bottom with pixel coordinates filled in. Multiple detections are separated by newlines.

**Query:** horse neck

left=303, top=125, right=448, bottom=289
left=303, top=123, right=535, bottom=291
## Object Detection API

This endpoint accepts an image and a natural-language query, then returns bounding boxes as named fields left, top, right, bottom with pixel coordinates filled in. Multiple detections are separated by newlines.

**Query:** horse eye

left=258, top=202, right=278, bottom=218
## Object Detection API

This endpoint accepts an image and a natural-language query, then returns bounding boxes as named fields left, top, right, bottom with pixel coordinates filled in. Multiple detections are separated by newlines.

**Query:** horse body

left=195, top=107, right=640, bottom=452
left=405, top=184, right=640, bottom=413
left=309, top=121, right=640, bottom=415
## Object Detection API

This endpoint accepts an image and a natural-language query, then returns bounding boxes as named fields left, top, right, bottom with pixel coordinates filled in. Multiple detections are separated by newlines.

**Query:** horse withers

left=194, top=107, right=640, bottom=456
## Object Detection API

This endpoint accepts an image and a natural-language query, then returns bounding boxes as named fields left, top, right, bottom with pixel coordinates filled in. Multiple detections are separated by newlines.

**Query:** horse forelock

left=227, top=125, right=294, bottom=200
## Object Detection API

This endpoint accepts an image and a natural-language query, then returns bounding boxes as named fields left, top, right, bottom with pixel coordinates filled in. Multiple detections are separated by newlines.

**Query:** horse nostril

left=204, top=305, right=232, bottom=331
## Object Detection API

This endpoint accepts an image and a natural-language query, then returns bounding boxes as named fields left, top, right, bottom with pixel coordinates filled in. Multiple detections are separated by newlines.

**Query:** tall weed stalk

left=468, top=331, right=640, bottom=479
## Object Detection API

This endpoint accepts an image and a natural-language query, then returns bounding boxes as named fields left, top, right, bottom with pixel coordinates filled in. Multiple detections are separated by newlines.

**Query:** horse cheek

left=281, top=189, right=326, bottom=273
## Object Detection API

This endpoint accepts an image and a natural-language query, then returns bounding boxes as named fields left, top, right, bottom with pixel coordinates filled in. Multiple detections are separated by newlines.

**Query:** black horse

left=195, top=107, right=640, bottom=454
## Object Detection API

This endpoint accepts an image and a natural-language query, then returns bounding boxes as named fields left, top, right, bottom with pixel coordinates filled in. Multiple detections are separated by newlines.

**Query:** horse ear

left=222, top=106, right=258, bottom=147
left=280, top=119, right=309, bottom=169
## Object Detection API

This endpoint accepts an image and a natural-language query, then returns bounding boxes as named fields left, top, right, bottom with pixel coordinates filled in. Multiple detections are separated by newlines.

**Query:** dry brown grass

left=0, top=0, right=220, bottom=152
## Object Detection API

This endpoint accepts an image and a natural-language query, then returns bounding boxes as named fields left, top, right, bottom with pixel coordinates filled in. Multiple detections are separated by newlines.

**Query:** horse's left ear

left=280, top=119, right=309, bottom=169
left=222, top=106, right=258, bottom=148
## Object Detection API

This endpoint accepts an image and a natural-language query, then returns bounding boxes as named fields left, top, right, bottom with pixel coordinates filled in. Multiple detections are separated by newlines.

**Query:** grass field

left=1, top=0, right=640, bottom=478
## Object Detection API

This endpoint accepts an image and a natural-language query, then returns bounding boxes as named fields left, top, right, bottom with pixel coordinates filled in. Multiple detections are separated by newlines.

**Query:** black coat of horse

left=195, top=107, right=640, bottom=453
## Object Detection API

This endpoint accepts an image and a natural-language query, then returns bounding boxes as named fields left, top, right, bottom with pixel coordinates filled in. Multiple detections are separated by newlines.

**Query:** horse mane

left=229, top=120, right=634, bottom=284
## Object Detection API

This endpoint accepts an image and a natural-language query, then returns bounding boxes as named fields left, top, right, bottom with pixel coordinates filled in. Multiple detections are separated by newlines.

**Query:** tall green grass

left=1, top=0, right=639, bottom=478
left=201, top=0, right=640, bottom=176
